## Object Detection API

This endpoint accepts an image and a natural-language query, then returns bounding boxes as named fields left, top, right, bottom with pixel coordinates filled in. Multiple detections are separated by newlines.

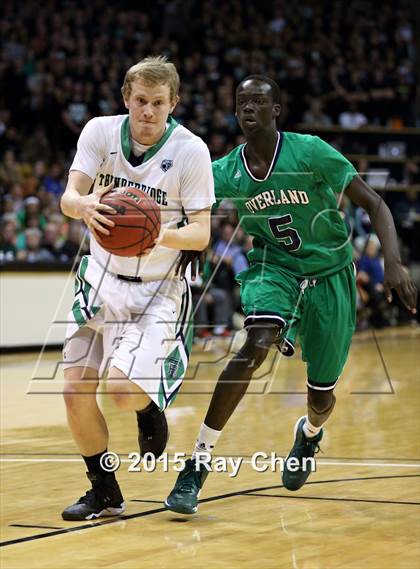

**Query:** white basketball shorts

left=62, top=255, right=193, bottom=410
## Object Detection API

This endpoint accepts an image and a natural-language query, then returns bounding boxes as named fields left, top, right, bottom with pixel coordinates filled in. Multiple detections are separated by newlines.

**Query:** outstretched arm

left=345, top=175, right=417, bottom=313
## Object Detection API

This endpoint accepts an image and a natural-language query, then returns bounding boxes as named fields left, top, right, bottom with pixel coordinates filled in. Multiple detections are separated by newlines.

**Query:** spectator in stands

left=16, top=228, right=55, bottom=263
left=8, top=184, right=24, bottom=213
left=212, top=222, right=248, bottom=279
left=208, top=223, right=248, bottom=328
left=42, top=222, right=63, bottom=260
left=2, top=195, right=16, bottom=215
left=16, top=197, right=47, bottom=231
left=188, top=265, right=233, bottom=338
left=339, top=102, right=368, bottom=130
left=43, top=163, right=64, bottom=198
left=21, top=126, right=52, bottom=164
left=0, top=150, right=23, bottom=186
left=368, top=68, right=395, bottom=126
left=302, top=99, right=333, bottom=127
left=61, top=82, right=93, bottom=152
left=59, top=220, right=87, bottom=263
left=393, top=189, right=420, bottom=297
left=0, top=220, right=18, bottom=263
left=357, top=236, right=389, bottom=328
left=354, top=207, right=373, bottom=239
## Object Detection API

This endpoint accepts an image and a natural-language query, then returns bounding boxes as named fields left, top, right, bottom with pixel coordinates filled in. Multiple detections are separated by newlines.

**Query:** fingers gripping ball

left=99, top=188, right=161, bottom=257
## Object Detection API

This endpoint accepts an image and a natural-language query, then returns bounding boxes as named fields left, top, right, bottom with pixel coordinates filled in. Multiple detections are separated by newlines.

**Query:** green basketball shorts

left=237, top=262, right=357, bottom=389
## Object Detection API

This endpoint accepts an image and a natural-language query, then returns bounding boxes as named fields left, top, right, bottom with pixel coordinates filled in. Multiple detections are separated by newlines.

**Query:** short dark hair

left=236, top=75, right=281, bottom=104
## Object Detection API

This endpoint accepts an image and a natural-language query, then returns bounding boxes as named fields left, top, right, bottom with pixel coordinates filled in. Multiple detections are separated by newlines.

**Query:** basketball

left=99, top=187, right=161, bottom=256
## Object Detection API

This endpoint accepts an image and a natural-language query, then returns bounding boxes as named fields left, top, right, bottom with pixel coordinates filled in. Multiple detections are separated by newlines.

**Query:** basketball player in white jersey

left=60, top=56, right=215, bottom=520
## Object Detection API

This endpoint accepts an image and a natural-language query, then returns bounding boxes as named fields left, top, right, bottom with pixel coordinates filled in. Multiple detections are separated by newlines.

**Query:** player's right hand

left=175, top=250, right=205, bottom=280
left=78, top=183, right=116, bottom=240
left=384, top=260, right=418, bottom=314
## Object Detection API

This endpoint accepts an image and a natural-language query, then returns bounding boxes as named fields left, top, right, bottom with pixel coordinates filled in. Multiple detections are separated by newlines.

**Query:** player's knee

left=107, top=380, right=129, bottom=410
left=109, top=391, right=132, bottom=410
left=240, top=327, right=279, bottom=370
left=107, top=379, right=149, bottom=411
left=109, top=392, right=150, bottom=411
left=308, top=388, right=336, bottom=415
left=63, top=379, right=99, bottom=412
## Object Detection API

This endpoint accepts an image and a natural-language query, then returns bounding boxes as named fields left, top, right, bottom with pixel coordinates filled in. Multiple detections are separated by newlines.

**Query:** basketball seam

left=100, top=192, right=160, bottom=254
left=102, top=195, right=160, bottom=229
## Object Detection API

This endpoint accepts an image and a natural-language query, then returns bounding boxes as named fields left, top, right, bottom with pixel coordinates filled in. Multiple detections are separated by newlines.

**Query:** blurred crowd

left=1, top=0, right=419, bottom=330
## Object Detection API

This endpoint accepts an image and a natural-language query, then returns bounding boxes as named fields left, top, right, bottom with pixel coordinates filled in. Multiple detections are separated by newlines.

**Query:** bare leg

left=307, top=386, right=336, bottom=428
left=63, top=366, right=108, bottom=456
left=107, top=366, right=151, bottom=411
left=205, top=326, right=279, bottom=431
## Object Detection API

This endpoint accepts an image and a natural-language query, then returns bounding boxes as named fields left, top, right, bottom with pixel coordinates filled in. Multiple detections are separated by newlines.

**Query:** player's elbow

left=199, top=233, right=211, bottom=251
left=188, top=219, right=210, bottom=250
left=365, top=193, right=385, bottom=218
left=196, top=228, right=211, bottom=251
left=60, top=192, right=71, bottom=217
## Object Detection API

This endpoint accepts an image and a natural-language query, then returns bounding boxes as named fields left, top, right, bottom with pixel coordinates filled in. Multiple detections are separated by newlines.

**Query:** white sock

left=303, top=416, right=322, bottom=438
left=192, top=423, right=222, bottom=459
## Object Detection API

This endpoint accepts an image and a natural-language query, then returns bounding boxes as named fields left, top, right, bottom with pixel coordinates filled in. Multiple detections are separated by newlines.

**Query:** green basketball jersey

left=212, top=132, right=358, bottom=278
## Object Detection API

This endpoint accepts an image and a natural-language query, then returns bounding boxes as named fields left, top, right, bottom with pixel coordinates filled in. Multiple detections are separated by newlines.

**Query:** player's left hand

left=136, top=238, right=157, bottom=258
left=175, top=250, right=205, bottom=280
left=384, top=260, right=417, bottom=314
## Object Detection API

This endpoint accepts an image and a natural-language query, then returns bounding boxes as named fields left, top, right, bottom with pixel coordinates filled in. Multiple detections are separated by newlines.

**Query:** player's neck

left=245, top=129, right=279, bottom=162
left=130, top=123, right=166, bottom=147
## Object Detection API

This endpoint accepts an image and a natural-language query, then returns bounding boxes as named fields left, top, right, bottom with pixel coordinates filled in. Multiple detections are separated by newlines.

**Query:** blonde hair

left=121, top=56, right=180, bottom=102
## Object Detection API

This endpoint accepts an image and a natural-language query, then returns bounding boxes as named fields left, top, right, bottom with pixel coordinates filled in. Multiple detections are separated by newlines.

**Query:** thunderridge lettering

left=245, top=189, right=309, bottom=213
left=98, top=173, right=168, bottom=205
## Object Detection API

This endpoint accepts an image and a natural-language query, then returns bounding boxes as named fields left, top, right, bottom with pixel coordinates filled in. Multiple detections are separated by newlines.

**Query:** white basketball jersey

left=70, top=115, right=215, bottom=279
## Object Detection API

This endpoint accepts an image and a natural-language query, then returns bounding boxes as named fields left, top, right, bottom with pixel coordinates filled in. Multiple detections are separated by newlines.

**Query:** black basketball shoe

left=136, top=401, right=169, bottom=459
left=61, top=472, right=125, bottom=521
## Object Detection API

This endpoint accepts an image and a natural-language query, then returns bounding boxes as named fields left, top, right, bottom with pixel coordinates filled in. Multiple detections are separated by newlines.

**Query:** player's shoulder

left=212, top=144, right=242, bottom=171
left=172, top=121, right=208, bottom=150
left=283, top=131, right=334, bottom=154
left=282, top=130, right=319, bottom=149
left=88, top=114, right=126, bottom=128
left=82, top=115, right=126, bottom=138
left=211, top=145, right=243, bottom=193
left=170, top=121, right=211, bottom=167
left=282, top=131, right=331, bottom=165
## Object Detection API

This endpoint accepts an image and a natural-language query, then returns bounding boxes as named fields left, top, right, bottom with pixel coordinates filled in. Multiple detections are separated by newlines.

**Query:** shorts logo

left=160, top=159, right=173, bottom=173
left=167, top=357, right=179, bottom=378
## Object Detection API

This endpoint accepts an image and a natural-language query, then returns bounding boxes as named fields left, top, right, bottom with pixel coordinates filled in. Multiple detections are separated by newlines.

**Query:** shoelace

left=177, top=480, right=198, bottom=494
left=78, top=487, right=112, bottom=506
left=301, top=440, right=322, bottom=454
left=176, top=471, right=200, bottom=494
left=78, top=488, right=99, bottom=505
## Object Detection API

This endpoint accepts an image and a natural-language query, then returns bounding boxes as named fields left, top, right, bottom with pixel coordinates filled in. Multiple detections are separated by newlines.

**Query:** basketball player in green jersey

left=165, top=75, right=417, bottom=514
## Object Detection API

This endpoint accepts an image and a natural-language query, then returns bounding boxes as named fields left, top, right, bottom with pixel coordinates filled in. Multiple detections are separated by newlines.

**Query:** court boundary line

left=1, top=473, right=419, bottom=548
left=9, top=524, right=64, bottom=530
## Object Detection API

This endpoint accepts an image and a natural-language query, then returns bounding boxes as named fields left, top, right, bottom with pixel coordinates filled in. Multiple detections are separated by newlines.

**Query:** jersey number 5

left=268, top=214, right=302, bottom=252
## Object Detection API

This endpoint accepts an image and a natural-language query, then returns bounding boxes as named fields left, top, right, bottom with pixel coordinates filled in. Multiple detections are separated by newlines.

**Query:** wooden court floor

left=1, top=326, right=419, bottom=569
